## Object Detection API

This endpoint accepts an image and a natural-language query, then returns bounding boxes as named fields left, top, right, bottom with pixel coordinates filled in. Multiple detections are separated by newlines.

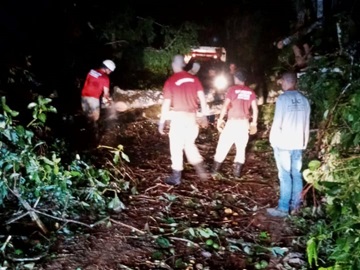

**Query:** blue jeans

left=273, top=147, right=303, bottom=212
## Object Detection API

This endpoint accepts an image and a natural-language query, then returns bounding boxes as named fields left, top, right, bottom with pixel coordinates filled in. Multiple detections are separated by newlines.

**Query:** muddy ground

left=36, top=106, right=306, bottom=270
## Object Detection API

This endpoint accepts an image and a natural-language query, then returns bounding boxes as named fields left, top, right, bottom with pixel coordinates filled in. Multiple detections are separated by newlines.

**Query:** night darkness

left=0, top=0, right=358, bottom=111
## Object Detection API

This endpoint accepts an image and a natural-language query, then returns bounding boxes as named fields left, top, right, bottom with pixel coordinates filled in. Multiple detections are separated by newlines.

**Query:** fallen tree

left=109, top=86, right=271, bottom=120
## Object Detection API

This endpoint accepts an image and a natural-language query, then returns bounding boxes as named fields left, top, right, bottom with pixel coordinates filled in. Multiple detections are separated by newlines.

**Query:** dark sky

left=0, top=0, right=289, bottom=50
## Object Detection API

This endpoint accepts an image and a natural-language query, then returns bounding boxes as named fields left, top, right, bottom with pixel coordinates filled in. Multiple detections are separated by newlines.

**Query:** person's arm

left=197, top=90, right=208, bottom=115
left=158, top=98, right=171, bottom=135
left=269, top=95, right=284, bottom=147
left=197, top=90, right=209, bottom=128
left=103, top=86, right=110, bottom=98
left=303, top=100, right=311, bottom=148
left=217, top=98, right=230, bottom=132
left=250, top=99, right=258, bottom=126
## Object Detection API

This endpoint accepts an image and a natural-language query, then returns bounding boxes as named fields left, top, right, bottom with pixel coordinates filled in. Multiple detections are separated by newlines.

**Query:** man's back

left=81, top=69, right=109, bottom=98
left=226, top=84, right=256, bottom=120
left=270, top=90, right=310, bottom=150
left=163, top=71, right=203, bottom=113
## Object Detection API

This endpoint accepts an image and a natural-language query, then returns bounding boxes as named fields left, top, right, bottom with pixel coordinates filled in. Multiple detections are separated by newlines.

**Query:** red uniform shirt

left=81, top=69, right=110, bottom=98
left=163, top=71, right=204, bottom=113
left=226, top=85, right=256, bottom=119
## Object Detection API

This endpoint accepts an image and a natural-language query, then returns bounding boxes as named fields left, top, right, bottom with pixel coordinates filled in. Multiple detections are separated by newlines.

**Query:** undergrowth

left=0, top=96, right=133, bottom=268
left=293, top=50, right=360, bottom=270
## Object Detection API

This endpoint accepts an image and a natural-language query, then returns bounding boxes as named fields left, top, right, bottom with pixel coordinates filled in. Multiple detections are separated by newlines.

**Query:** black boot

left=193, top=162, right=208, bottom=180
left=212, top=161, right=222, bottom=174
left=233, top=162, right=243, bottom=178
left=165, top=170, right=182, bottom=185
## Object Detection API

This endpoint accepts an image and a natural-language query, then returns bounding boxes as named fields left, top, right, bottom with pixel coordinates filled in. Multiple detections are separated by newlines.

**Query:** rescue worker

left=212, top=70, right=258, bottom=178
left=80, top=59, right=116, bottom=136
left=158, top=55, right=209, bottom=186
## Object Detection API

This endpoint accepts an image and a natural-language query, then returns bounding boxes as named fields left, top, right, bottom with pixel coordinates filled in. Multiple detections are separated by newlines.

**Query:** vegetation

left=0, top=96, right=132, bottom=266
left=294, top=46, right=360, bottom=269
left=95, top=12, right=200, bottom=89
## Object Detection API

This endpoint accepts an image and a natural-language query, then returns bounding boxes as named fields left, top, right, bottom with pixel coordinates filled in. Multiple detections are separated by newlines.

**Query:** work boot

left=212, top=161, right=222, bottom=174
left=193, top=162, right=208, bottom=180
left=233, top=162, right=243, bottom=178
left=165, top=170, right=182, bottom=186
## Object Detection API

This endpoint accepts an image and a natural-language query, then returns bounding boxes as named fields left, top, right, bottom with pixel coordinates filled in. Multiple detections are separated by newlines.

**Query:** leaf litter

left=35, top=109, right=305, bottom=270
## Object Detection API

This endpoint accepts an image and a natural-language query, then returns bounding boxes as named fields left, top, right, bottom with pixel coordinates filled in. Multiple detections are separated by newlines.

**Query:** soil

left=17, top=107, right=305, bottom=270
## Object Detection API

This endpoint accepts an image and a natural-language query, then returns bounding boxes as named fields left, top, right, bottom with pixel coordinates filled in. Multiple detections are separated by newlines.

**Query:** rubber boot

left=165, top=170, right=182, bottom=185
left=212, top=161, right=222, bottom=174
left=193, top=162, right=208, bottom=180
left=233, top=162, right=243, bottom=178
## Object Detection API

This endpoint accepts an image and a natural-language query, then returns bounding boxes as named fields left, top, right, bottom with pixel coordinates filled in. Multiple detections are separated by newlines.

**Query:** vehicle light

left=214, top=75, right=228, bottom=89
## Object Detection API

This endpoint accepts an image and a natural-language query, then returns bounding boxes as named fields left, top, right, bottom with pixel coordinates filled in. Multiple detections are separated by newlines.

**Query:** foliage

left=0, top=96, right=130, bottom=224
left=294, top=50, right=360, bottom=269
left=96, top=14, right=200, bottom=88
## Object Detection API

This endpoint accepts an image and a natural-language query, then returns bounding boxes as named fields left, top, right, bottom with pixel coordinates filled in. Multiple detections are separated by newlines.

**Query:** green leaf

left=121, top=152, right=130, bottom=162
left=151, top=251, right=164, bottom=260
left=306, top=237, right=318, bottom=267
left=198, top=228, right=215, bottom=238
left=188, top=227, right=195, bottom=237
left=10, top=110, right=19, bottom=117
left=38, top=113, right=46, bottom=123
left=47, top=106, right=57, bottom=113
left=16, top=125, right=25, bottom=135
left=206, top=239, right=214, bottom=246
left=107, top=193, right=125, bottom=212
left=113, top=153, right=120, bottom=164
left=260, top=260, right=268, bottom=268
left=27, top=102, right=37, bottom=109
left=40, top=157, right=54, bottom=165
left=42, top=98, right=52, bottom=104
left=308, top=160, right=321, bottom=171
left=155, top=237, right=171, bottom=248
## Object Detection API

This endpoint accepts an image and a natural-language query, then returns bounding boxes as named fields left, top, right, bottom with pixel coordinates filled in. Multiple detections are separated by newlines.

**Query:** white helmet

left=102, top=60, right=116, bottom=71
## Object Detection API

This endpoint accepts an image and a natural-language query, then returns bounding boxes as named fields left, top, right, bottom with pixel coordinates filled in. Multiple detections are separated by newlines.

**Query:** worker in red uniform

left=81, top=59, right=116, bottom=135
left=158, top=55, right=209, bottom=185
left=212, top=70, right=258, bottom=178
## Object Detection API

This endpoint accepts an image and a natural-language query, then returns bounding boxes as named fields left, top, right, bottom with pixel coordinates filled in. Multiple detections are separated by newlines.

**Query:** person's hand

left=198, top=116, right=208, bottom=128
left=249, top=123, right=257, bottom=135
left=158, top=121, right=166, bottom=135
left=102, top=96, right=112, bottom=107
left=217, top=119, right=225, bottom=133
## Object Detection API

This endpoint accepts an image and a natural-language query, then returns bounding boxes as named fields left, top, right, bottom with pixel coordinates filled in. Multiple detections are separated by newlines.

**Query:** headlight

left=214, top=75, right=228, bottom=90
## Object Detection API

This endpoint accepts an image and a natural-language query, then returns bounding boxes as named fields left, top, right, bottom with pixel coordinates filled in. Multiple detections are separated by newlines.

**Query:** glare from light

left=184, top=54, right=192, bottom=64
left=214, top=75, right=228, bottom=89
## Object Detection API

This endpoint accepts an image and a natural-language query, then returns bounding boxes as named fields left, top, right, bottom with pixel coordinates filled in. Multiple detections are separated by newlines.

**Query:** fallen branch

left=109, top=219, right=146, bottom=235
left=6, top=186, right=102, bottom=231
left=33, top=209, right=93, bottom=228
left=169, top=236, right=200, bottom=248
left=8, top=188, right=48, bottom=235
left=6, top=253, right=47, bottom=262
left=6, top=212, right=29, bottom=225
left=118, top=264, right=135, bottom=270
left=0, top=235, right=12, bottom=253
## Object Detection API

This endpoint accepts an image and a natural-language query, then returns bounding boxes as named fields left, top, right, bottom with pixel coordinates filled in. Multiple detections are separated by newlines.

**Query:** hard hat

left=102, top=60, right=116, bottom=71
